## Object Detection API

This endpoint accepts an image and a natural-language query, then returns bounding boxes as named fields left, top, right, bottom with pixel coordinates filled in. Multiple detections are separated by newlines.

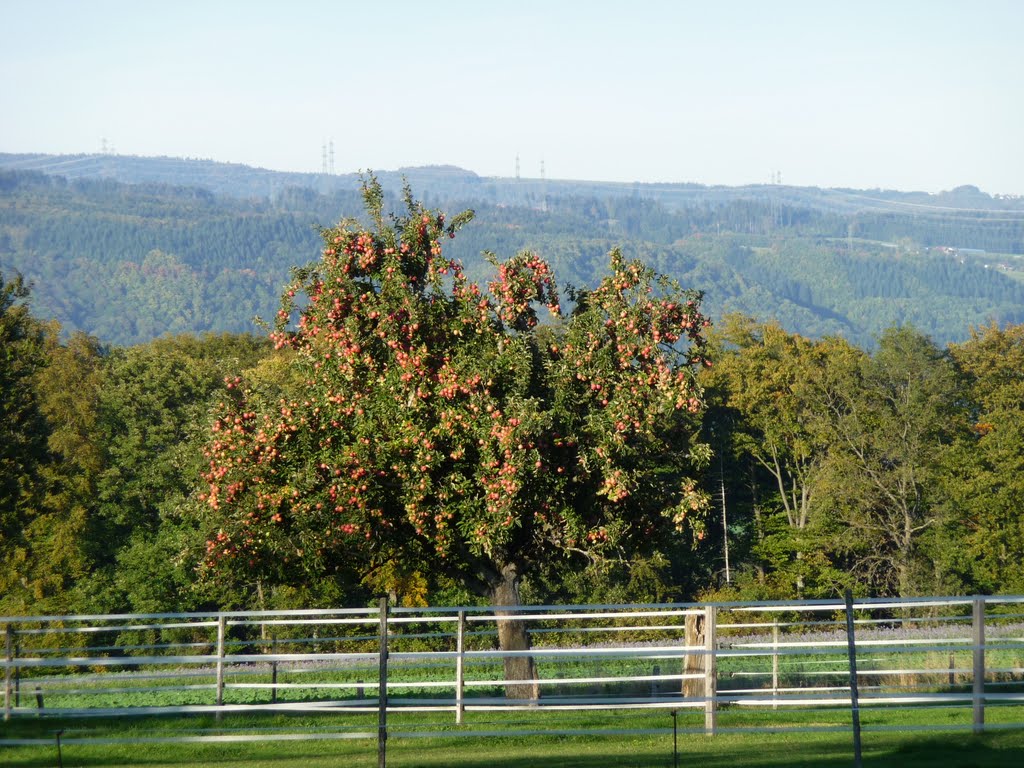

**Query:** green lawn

left=4, top=709, right=1024, bottom=767
left=4, top=726, right=1024, bottom=767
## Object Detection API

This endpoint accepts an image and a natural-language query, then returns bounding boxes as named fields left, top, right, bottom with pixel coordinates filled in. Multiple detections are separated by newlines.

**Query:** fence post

left=215, top=614, right=226, bottom=712
left=455, top=610, right=466, bottom=724
left=270, top=633, right=278, bottom=705
left=772, top=618, right=780, bottom=710
left=4, top=625, right=12, bottom=721
left=973, top=596, right=986, bottom=734
left=683, top=611, right=703, bottom=699
left=704, top=605, right=717, bottom=736
left=844, top=590, right=863, bottom=768
left=378, top=596, right=390, bottom=768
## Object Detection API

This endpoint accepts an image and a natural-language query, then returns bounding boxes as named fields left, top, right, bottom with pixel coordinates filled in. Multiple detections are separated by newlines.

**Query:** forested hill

left=2, top=155, right=1024, bottom=347
left=5, top=151, right=1024, bottom=217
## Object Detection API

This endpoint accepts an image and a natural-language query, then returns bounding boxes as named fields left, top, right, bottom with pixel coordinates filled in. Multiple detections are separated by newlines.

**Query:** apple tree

left=197, top=178, right=711, bottom=688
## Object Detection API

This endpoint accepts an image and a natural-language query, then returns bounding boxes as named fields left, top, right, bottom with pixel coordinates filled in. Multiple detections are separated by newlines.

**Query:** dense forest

left=2, top=171, right=1024, bottom=618
left=2, top=155, right=1024, bottom=349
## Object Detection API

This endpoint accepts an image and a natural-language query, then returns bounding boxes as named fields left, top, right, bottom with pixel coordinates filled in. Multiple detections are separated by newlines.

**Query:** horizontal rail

left=4, top=594, right=1024, bottom=750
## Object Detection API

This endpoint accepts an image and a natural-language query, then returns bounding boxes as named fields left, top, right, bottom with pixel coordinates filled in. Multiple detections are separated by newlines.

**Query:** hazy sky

left=3, top=0, right=1022, bottom=194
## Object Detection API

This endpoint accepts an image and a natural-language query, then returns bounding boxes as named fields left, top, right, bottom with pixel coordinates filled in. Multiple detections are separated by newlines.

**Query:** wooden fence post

left=455, top=610, right=466, bottom=725
left=378, top=596, right=390, bottom=768
left=973, top=597, right=986, bottom=734
left=683, top=611, right=704, bottom=699
left=704, top=605, right=717, bottom=736
left=3, top=625, right=12, bottom=721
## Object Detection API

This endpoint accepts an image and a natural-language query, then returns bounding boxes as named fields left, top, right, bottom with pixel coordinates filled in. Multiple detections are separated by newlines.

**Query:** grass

left=5, top=711, right=1024, bottom=768
left=8, top=611, right=1024, bottom=764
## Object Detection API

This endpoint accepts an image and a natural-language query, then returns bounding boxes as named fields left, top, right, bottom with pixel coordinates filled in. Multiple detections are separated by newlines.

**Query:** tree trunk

left=489, top=563, right=539, bottom=701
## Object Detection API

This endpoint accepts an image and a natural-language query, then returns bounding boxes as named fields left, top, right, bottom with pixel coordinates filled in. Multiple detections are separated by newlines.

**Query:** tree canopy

left=196, top=179, right=713, bottom=621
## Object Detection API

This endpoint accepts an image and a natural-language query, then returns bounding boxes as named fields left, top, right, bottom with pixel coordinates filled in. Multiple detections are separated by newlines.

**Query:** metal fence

left=3, top=594, right=1024, bottom=749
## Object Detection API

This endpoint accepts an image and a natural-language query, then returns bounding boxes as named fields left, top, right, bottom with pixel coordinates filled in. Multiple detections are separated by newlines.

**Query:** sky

left=2, top=0, right=1022, bottom=194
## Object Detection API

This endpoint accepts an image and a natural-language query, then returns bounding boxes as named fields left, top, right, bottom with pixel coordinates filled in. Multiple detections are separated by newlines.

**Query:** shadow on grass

left=5, top=729, right=1024, bottom=768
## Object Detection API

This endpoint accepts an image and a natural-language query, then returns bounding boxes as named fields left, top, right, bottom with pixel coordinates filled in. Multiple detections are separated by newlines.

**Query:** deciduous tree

left=0, top=272, right=50, bottom=612
left=197, top=179, right=712, bottom=691
left=939, top=323, right=1024, bottom=593
left=817, top=327, right=964, bottom=595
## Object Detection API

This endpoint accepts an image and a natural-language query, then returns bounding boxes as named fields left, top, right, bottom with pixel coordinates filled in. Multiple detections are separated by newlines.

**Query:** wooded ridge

left=2, top=154, right=1023, bottom=348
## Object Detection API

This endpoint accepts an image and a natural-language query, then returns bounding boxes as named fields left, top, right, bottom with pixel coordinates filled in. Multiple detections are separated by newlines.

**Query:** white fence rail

left=3, top=595, right=1024, bottom=748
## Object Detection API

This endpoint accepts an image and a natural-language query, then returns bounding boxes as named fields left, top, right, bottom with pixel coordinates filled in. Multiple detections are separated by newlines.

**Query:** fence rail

left=4, top=595, right=1024, bottom=750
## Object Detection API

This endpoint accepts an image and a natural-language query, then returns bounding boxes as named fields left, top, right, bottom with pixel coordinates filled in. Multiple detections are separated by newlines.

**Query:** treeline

left=3, top=268, right=1022, bottom=616
left=700, top=316, right=1024, bottom=600
left=4, top=168, right=1024, bottom=349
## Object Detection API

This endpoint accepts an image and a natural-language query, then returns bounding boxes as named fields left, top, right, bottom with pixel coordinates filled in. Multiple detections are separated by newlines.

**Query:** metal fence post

left=704, top=605, right=717, bottom=736
left=973, top=596, right=986, bottom=734
left=772, top=618, right=780, bottom=709
left=4, top=625, right=12, bottom=721
left=270, top=631, right=279, bottom=705
left=13, top=636, right=19, bottom=708
left=216, top=614, right=226, bottom=712
left=844, top=590, right=863, bottom=768
left=455, top=610, right=466, bottom=725
left=378, top=596, right=390, bottom=768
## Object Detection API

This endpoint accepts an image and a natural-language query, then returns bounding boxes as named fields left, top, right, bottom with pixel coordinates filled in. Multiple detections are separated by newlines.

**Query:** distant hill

left=2, top=153, right=1023, bottom=348
left=4, top=152, right=1024, bottom=216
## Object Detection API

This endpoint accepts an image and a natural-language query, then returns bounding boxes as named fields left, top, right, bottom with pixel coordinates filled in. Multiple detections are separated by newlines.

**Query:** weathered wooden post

left=704, top=605, right=717, bottom=736
left=455, top=610, right=466, bottom=724
left=683, top=611, right=704, bottom=699
left=973, top=596, right=986, bottom=734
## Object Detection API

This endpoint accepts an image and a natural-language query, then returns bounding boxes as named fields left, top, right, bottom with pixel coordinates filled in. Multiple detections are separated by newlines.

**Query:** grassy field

left=5, top=708, right=1024, bottom=767
left=4, top=723, right=1024, bottom=767
left=6, top=605, right=1023, bottom=765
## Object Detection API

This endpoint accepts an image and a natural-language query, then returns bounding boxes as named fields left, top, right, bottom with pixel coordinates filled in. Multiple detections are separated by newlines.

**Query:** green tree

left=20, top=328, right=107, bottom=613
left=701, top=315, right=859, bottom=597
left=939, top=323, right=1024, bottom=592
left=196, top=179, right=712, bottom=689
left=817, top=326, right=965, bottom=596
left=0, top=271, right=50, bottom=612
left=88, top=333, right=273, bottom=612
